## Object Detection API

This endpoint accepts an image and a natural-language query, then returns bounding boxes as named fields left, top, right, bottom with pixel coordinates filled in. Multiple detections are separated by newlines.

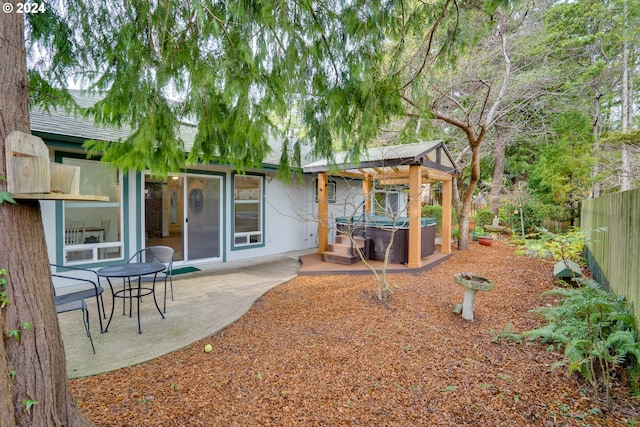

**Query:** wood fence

left=581, top=189, right=640, bottom=325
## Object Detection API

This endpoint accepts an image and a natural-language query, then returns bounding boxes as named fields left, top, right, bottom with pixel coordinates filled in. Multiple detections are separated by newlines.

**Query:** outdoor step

left=320, top=251, right=360, bottom=265
left=328, top=241, right=365, bottom=255
left=335, top=234, right=366, bottom=245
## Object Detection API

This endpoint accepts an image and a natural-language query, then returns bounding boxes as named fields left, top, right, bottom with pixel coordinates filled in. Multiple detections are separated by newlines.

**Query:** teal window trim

left=53, top=151, right=129, bottom=268
left=231, top=172, right=265, bottom=251
left=185, top=169, right=227, bottom=261
left=135, top=172, right=142, bottom=253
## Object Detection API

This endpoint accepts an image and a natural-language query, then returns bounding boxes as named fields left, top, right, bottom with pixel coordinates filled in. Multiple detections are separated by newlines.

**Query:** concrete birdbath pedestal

left=453, top=273, right=494, bottom=321
left=484, top=225, right=505, bottom=239
left=484, top=216, right=505, bottom=239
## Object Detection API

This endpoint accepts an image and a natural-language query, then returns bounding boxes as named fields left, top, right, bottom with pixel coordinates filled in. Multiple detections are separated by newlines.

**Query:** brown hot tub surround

left=336, top=215, right=436, bottom=264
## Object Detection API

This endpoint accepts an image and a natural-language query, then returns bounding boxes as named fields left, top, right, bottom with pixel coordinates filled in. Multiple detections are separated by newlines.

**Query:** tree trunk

left=620, top=0, right=632, bottom=192
left=458, top=144, right=482, bottom=250
left=0, top=9, right=94, bottom=427
left=489, top=131, right=506, bottom=214
left=590, top=92, right=601, bottom=199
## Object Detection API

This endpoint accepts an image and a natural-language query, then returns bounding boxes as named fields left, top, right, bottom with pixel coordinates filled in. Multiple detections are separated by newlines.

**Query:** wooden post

left=362, top=175, right=372, bottom=214
left=441, top=178, right=453, bottom=254
left=407, top=164, right=422, bottom=268
left=317, top=172, right=329, bottom=254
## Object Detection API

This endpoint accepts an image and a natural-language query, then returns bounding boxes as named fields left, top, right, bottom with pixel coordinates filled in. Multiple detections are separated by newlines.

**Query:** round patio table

left=97, top=262, right=166, bottom=334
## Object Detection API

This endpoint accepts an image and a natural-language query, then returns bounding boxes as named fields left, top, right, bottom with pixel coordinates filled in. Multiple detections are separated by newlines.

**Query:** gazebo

left=302, top=141, right=460, bottom=269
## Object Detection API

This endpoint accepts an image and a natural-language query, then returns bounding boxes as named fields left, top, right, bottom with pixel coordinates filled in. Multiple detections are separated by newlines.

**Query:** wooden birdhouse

left=5, top=131, right=107, bottom=201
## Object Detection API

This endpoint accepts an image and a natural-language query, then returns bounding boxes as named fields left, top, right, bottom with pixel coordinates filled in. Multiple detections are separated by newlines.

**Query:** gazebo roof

left=302, top=140, right=459, bottom=184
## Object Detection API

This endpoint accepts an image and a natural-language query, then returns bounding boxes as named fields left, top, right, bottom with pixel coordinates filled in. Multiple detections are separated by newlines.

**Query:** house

left=27, top=91, right=458, bottom=286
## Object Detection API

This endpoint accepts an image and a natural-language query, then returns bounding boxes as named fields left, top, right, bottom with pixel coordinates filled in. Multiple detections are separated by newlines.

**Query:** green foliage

left=0, top=175, right=16, bottom=205
left=0, top=192, right=15, bottom=204
left=502, top=203, right=572, bottom=235
left=524, top=279, right=640, bottom=406
left=489, top=323, right=523, bottom=344
left=1, top=177, right=14, bottom=309
left=528, top=112, right=594, bottom=207
left=7, top=329, right=21, bottom=341
left=602, top=129, right=640, bottom=147
left=421, top=205, right=442, bottom=234
left=510, top=237, right=526, bottom=246
left=0, top=268, right=7, bottom=309
left=421, top=205, right=457, bottom=235
left=7, top=322, right=33, bottom=343
left=523, top=228, right=586, bottom=264
left=502, top=204, right=536, bottom=235
left=22, top=0, right=520, bottom=181
left=475, top=209, right=496, bottom=229
left=22, top=399, right=38, bottom=412
left=25, top=0, right=413, bottom=176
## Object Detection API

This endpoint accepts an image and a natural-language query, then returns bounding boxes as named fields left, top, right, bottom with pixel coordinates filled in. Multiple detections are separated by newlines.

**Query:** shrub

left=422, top=205, right=458, bottom=236
left=502, top=203, right=572, bottom=236
left=475, top=208, right=496, bottom=228
left=524, top=278, right=640, bottom=407
left=523, top=227, right=586, bottom=264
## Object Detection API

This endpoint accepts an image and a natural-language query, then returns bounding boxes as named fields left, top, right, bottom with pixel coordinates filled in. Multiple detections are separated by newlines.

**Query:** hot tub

left=336, top=215, right=436, bottom=264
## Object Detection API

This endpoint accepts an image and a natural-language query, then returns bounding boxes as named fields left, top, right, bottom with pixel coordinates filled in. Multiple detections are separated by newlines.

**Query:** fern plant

left=524, top=278, right=640, bottom=407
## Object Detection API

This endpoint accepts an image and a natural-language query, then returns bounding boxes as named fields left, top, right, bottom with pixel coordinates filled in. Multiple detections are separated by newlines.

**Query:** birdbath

left=453, top=273, right=494, bottom=321
left=484, top=215, right=505, bottom=239
left=484, top=225, right=505, bottom=239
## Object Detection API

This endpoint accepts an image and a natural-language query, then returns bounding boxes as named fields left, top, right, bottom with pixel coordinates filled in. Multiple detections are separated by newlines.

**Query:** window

left=233, top=174, right=263, bottom=247
left=62, top=157, right=123, bottom=264
left=374, top=191, right=400, bottom=217
left=314, top=179, right=337, bottom=203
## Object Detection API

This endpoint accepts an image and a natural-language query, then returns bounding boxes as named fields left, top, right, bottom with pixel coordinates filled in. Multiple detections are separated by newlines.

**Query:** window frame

left=55, top=153, right=126, bottom=266
left=231, top=173, right=265, bottom=250
left=314, top=178, right=337, bottom=203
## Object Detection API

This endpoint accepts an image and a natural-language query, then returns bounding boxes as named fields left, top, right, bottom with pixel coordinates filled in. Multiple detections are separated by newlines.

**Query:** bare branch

left=402, top=0, right=455, bottom=89
left=484, top=24, right=511, bottom=129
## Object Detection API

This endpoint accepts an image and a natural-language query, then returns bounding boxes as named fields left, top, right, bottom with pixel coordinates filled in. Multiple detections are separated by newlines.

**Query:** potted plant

left=478, top=235, right=494, bottom=246
left=472, top=226, right=484, bottom=242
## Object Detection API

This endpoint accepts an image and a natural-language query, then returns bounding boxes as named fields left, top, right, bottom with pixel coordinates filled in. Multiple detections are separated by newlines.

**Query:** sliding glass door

left=145, top=174, right=221, bottom=263
left=186, top=176, right=221, bottom=260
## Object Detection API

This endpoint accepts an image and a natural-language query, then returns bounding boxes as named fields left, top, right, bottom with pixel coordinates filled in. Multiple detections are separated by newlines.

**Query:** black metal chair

left=127, top=246, right=174, bottom=313
left=54, top=298, right=95, bottom=354
left=50, top=265, right=105, bottom=354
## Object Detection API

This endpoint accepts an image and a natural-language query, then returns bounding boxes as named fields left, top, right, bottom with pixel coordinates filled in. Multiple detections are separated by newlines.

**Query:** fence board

left=581, top=189, right=640, bottom=326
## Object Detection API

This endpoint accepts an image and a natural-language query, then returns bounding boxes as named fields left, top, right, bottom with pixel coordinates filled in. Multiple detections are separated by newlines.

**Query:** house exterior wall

left=326, top=178, right=366, bottom=244
left=40, top=137, right=320, bottom=285
left=226, top=170, right=317, bottom=262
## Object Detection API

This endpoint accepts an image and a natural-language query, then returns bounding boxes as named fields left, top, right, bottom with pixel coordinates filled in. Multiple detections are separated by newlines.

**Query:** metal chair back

left=128, top=246, right=175, bottom=313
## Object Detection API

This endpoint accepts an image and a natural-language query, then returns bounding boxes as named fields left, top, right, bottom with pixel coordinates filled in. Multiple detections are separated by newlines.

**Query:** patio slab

left=59, top=250, right=310, bottom=379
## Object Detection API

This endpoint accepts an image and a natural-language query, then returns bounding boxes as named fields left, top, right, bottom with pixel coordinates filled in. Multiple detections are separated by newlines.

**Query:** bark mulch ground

left=70, top=241, right=640, bottom=426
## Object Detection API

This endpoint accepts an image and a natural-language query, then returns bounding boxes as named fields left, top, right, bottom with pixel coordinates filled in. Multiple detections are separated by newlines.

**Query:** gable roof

left=302, top=140, right=459, bottom=183
left=29, top=90, right=299, bottom=166
left=30, top=91, right=199, bottom=148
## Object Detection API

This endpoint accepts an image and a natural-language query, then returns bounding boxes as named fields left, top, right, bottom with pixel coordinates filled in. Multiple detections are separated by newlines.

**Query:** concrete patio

left=58, top=250, right=310, bottom=379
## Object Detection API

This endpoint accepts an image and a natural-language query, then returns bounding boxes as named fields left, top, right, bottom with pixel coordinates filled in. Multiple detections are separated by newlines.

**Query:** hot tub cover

left=336, top=215, right=436, bottom=228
